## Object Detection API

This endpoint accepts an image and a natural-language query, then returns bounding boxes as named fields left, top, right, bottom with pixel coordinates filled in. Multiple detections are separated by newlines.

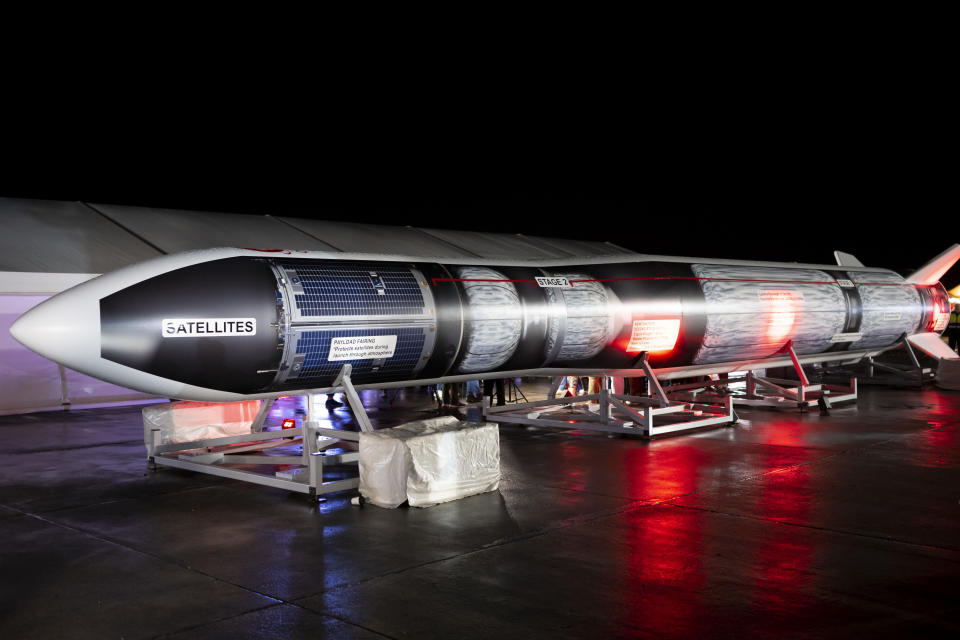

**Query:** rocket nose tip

left=8, top=293, right=99, bottom=368
left=9, top=309, right=36, bottom=349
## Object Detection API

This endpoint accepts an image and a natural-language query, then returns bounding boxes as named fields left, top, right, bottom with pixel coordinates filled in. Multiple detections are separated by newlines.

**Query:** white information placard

left=627, top=318, right=681, bottom=353
left=328, top=335, right=398, bottom=361
left=830, top=332, right=862, bottom=343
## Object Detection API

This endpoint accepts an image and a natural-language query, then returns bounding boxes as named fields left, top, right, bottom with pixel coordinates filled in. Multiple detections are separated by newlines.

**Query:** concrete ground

left=1, top=381, right=959, bottom=639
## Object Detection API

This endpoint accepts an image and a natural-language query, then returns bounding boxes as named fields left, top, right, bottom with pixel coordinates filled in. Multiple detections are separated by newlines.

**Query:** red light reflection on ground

left=617, top=445, right=711, bottom=635
left=752, top=420, right=811, bottom=449
left=895, top=390, right=960, bottom=468
left=557, top=442, right=589, bottom=495
left=751, top=440, right=816, bottom=612
left=916, top=421, right=960, bottom=468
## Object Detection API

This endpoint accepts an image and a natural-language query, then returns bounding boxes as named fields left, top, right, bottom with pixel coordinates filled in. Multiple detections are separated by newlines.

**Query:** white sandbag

left=143, top=400, right=261, bottom=445
left=359, top=416, right=501, bottom=508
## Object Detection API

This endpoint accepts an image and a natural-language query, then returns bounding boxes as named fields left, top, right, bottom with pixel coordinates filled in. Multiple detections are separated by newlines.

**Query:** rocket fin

left=834, top=250, right=864, bottom=267
left=905, top=244, right=960, bottom=285
left=907, top=332, right=960, bottom=361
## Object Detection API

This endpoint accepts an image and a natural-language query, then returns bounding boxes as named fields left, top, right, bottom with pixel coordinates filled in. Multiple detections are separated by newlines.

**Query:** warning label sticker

left=328, top=335, right=397, bottom=361
left=758, top=289, right=805, bottom=304
left=627, top=318, right=681, bottom=353
left=535, top=276, right=572, bottom=288
left=830, top=332, right=862, bottom=343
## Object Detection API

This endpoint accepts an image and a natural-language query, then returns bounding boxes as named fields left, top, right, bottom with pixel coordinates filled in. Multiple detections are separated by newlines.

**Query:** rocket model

left=10, top=245, right=960, bottom=402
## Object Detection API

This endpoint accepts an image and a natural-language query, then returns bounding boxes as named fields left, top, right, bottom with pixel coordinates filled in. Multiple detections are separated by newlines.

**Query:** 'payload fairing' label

left=328, top=335, right=397, bottom=361
left=535, top=277, right=572, bottom=288
left=162, top=318, right=257, bottom=337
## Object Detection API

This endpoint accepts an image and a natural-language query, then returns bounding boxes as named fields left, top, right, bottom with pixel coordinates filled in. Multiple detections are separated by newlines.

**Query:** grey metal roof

left=0, top=197, right=635, bottom=274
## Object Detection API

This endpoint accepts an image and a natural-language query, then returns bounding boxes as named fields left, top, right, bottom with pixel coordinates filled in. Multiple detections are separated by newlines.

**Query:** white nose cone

left=9, top=286, right=101, bottom=373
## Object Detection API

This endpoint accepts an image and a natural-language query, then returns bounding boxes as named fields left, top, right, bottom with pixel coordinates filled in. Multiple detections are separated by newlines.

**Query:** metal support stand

left=146, top=364, right=370, bottom=502
left=658, top=342, right=856, bottom=412
left=730, top=342, right=857, bottom=409
left=484, top=356, right=736, bottom=437
left=858, top=337, right=937, bottom=387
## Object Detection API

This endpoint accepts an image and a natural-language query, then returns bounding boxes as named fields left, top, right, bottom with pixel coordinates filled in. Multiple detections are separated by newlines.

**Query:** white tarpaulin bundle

left=143, top=400, right=262, bottom=445
left=936, top=358, right=960, bottom=391
left=359, top=415, right=500, bottom=508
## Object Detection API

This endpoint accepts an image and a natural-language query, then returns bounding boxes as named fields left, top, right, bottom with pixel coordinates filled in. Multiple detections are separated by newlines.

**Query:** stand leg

left=783, top=340, right=811, bottom=387
left=548, top=376, right=563, bottom=400
left=333, top=364, right=374, bottom=433
left=251, top=397, right=275, bottom=433
left=639, top=353, right=670, bottom=408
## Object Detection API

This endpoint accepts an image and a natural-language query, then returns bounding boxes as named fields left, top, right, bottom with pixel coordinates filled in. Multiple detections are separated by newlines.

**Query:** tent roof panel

left=0, top=198, right=162, bottom=273
left=92, top=204, right=336, bottom=253
left=0, top=199, right=638, bottom=274
left=280, top=219, right=471, bottom=258
left=419, top=228, right=579, bottom=259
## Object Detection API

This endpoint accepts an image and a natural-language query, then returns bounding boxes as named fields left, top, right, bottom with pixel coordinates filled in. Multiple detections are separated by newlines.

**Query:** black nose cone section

left=100, top=257, right=281, bottom=394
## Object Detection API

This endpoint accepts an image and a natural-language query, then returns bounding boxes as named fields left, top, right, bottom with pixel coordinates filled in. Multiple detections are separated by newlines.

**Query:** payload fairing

left=10, top=246, right=959, bottom=402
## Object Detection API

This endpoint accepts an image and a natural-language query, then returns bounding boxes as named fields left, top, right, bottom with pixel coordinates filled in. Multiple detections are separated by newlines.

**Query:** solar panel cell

left=284, top=263, right=425, bottom=319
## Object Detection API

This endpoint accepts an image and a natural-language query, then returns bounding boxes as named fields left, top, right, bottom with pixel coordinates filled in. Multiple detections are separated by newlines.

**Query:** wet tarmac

left=1, top=382, right=959, bottom=638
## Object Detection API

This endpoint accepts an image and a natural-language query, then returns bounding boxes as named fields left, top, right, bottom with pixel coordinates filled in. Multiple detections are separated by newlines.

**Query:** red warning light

left=760, top=289, right=798, bottom=342
left=281, top=418, right=296, bottom=430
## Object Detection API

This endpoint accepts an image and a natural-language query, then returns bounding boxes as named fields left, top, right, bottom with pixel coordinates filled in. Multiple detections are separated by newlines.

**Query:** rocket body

left=10, top=248, right=952, bottom=402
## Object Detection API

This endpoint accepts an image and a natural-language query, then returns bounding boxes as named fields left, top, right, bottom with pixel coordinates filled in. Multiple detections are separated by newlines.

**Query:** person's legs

left=466, top=379, right=480, bottom=401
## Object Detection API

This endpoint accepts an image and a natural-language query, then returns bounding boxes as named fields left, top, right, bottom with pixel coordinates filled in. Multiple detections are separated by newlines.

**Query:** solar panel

left=287, top=327, right=427, bottom=384
left=283, top=262, right=426, bottom=320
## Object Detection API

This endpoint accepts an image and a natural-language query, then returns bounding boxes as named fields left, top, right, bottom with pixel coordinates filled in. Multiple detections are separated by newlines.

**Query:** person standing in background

left=948, top=303, right=960, bottom=353
left=466, top=379, right=481, bottom=402
left=483, top=378, right=506, bottom=407
left=587, top=376, right=601, bottom=395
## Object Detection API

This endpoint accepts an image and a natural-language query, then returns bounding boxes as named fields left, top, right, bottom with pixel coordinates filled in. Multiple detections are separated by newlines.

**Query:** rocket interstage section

left=11, top=246, right=953, bottom=402
left=542, top=273, right=615, bottom=363
left=455, top=267, right=522, bottom=373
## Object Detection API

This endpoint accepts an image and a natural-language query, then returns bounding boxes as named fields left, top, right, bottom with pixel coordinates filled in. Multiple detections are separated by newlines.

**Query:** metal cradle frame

left=146, top=365, right=369, bottom=502
left=861, top=337, right=937, bottom=386
left=804, top=337, right=935, bottom=389
left=483, top=354, right=736, bottom=437
left=676, top=342, right=857, bottom=412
